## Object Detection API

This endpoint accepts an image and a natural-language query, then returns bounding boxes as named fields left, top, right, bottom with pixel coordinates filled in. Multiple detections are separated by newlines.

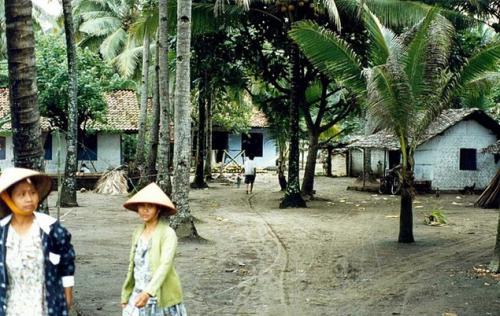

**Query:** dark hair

left=7, top=177, right=39, bottom=196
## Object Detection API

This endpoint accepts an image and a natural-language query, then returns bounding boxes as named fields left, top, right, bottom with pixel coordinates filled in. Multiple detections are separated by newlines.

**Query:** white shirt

left=244, top=159, right=256, bottom=175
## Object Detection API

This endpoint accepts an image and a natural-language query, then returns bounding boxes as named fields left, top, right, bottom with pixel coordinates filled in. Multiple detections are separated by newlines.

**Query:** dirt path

left=50, top=174, right=500, bottom=315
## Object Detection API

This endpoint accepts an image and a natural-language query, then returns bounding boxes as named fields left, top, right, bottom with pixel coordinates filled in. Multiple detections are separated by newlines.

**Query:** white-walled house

left=0, top=89, right=141, bottom=173
left=348, top=109, right=500, bottom=191
left=211, top=109, right=277, bottom=169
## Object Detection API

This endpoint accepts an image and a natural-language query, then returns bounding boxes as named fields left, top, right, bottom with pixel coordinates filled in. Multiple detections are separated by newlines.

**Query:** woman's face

left=11, top=180, right=40, bottom=213
left=137, top=203, right=160, bottom=223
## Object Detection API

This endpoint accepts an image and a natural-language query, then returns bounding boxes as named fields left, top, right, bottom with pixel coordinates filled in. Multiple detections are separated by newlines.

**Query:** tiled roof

left=349, top=108, right=500, bottom=149
left=250, top=108, right=269, bottom=128
left=0, top=88, right=52, bottom=131
left=0, top=88, right=141, bottom=132
left=88, top=90, right=141, bottom=131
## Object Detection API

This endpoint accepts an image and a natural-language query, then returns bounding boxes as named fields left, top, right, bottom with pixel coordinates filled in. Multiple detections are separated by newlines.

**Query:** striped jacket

left=0, top=212, right=75, bottom=316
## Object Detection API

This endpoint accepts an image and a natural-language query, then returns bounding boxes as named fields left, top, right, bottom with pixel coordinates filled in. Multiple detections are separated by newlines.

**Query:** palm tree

left=146, top=41, right=161, bottom=184
left=156, top=0, right=173, bottom=194
left=5, top=0, right=44, bottom=170
left=74, top=0, right=138, bottom=61
left=60, top=0, right=79, bottom=207
left=290, top=7, right=500, bottom=242
left=170, top=0, right=199, bottom=237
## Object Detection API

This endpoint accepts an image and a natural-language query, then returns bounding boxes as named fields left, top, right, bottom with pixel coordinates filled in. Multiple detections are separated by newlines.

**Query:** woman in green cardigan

left=121, top=183, right=187, bottom=316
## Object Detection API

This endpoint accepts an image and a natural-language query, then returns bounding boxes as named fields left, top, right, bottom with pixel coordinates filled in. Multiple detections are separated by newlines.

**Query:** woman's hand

left=64, top=287, right=73, bottom=309
left=134, top=291, right=150, bottom=308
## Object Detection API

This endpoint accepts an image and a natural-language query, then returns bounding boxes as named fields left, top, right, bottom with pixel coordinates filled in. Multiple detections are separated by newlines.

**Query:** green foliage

left=424, top=209, right=448, bottom=226
left=35, top=34, right=134, bottom=132
left=212, top=89, right=253, bottom=134
left=122, top=133, right=137, bottom=163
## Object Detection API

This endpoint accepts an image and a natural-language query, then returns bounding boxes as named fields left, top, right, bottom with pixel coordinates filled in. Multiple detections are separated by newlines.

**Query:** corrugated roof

left=0, top=88, right=140, bottom=132
left=349, top=108, right=500, bottom=150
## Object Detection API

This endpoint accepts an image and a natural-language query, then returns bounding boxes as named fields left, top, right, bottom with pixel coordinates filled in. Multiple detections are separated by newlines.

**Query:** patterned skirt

left=122, top=290, right=187, bottom=316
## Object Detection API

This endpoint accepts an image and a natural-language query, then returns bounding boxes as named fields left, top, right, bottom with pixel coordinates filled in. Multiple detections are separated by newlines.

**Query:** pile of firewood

left=95, top=169, right=128, bottom=195
left=475, top=170, right=500, bottom=209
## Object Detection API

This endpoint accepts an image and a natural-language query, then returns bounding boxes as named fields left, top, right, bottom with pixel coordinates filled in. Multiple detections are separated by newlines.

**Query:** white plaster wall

left=350, top=148, right=363, bottom=176
left=226, top=128, right=277, bottom=168
left=349, top=148, right=386, bottom=176
left=0, top=133, right=122, bottom=173
left=332, top=153, right=347, bottom=176
left=0, top=135, right=14, bottom=171
left=416, top=120, right=498, bottom=190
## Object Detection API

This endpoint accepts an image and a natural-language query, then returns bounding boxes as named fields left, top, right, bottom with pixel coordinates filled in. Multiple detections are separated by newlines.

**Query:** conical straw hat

left=0, top=167, right=52, bottom=200
left=123, top=183, right=176, bottom=215
left=0, top=168, right=53, bottom=217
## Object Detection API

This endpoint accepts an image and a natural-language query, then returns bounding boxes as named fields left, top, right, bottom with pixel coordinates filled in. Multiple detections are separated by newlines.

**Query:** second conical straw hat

left=123, top=183, right=176, bottom=215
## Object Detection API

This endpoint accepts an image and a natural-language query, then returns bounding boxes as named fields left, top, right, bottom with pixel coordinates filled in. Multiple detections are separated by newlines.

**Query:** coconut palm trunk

left=398, top=142, right=414, bottom=243
left=157, top=0, right=173, bottom=195
left=60, top=0, right=79, bottom=207
left=301, top=132, right=319, bottom=196
left=135, top=35, right=150, bottom=174
left=170, top=0, right=198, bottom=237
left=280, top=44, right=306, bottom=208
left=145, top=43, right=161, bottom=184
left=204, top=90, right=213, bottom=180
left=490, top=212, right=500, bottom=272
left=5, top=0, right=44, bottom=171
left=191, top=75, right=208, bottom=188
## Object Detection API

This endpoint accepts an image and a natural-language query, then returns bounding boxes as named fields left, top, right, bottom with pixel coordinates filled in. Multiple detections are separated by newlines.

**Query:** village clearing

left=49, top=174, right=500, bottom=316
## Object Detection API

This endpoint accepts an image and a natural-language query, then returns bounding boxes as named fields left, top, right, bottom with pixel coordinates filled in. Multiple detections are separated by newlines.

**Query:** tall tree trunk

left=191, top=76, right=208, bottom=188
left=170, top=0, right=198, bottom=238
left=280, top=45, right=306, bottom=208
left=398, top=145, right=415, bottom=243
left=490, top=210, right=500, bottom=272
left=398, top=179, right=414, bottom=243
left=204, top=90, right=213, bottom=180
left=145, top=42, right=161, bottom=184
left=326, top=146, right=332, bottom=177
left=135, top=35, right=150, bottom=173
left=60, top=0, right=78, bottom=207
left=301, top=132, right=319, bottom=196
left=157, top=0, right=172, bottom=195
left=5, top=0, right=44, bottom=171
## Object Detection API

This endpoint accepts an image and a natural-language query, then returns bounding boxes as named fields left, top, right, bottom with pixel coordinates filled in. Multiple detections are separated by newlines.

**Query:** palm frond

left=456, top=39, right=500, bottom=87
left=320, top=0, right=342, bottom=32
left=366, top=62, right=413, bottom=137
left=130, top=6, right=158, bottom=42
left=337, top=0, right=472, bottom=30
left=79, top=16, right=122, bottom=36
left=289, top=21, right=365, bottom=96
left=100, top=28, right=128, bottom=60
left=403, top=9, right=454, bottom=105
left=362, top=5, right=399, bottom=66
left=112, top=39, right=143, bottom=78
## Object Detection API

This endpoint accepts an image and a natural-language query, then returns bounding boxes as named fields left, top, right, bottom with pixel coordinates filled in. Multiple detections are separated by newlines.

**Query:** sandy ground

left=47, top=174, right=500, bottom=316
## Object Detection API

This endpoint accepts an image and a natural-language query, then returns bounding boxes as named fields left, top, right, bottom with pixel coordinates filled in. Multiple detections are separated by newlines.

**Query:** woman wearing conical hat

left=0, top=167, right=75, bottom=316
left=121, top=183, right=186, bottom=316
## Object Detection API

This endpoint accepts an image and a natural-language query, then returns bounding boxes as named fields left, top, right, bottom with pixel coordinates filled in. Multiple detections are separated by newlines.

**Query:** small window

left=78, top=134, right=98, bottom=161
left=0, top=137, right=5, bottom=160
left=460, top=148, right=477, bottom=170
left=212, top=131, right=228, bottom=150
left=242, top=133, right=263, bottom=157
left=44, top=134, right=52, bottom=160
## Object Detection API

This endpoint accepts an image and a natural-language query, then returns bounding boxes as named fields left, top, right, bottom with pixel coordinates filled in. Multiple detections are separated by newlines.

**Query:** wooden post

left=363, top=148, right=366, bottom=188
left=56, top=129, right=62, bottom=219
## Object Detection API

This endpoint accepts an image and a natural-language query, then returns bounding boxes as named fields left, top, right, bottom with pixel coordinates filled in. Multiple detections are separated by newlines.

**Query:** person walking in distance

left=243, top=155, right=256, bottom=194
